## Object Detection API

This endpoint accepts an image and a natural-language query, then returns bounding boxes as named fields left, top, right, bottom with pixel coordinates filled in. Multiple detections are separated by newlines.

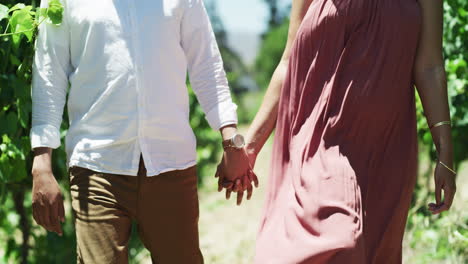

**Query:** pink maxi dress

left=254, top=0, right=421, bottom=263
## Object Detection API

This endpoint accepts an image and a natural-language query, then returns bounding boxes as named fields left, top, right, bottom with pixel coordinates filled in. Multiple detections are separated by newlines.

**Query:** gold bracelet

left=439, top=161, right=456, bottom=175
left=429, top=121, right=451, bottom=130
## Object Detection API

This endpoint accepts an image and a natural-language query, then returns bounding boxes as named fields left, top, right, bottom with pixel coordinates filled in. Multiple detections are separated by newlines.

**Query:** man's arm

left=180, top=0, right=238, bottom=131
left=180, top=0, right=255, bottom=205
left=30, top=0, right=71, bottom=235
left=32, top=148, right=65, bottom=235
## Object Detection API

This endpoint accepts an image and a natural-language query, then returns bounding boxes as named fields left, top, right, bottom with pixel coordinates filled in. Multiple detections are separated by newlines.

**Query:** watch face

left=232, top=134, right=245, bottom=148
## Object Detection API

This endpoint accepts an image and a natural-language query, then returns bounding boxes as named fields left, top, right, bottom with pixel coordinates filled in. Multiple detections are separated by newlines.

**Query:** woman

left=217, top=0, right=457, bottom=262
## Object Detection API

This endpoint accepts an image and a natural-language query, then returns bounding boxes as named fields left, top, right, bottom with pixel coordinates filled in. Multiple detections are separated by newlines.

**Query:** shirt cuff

left=205, top=100, right=238, bottom=130
left=30, top=124, right=61, bottom=149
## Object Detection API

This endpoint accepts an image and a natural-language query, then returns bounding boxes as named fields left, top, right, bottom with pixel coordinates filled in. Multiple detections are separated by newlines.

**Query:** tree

left=205, top=1, right=249, bottom=94
left=253, top=19, right=289, bottom=90
left=263, top=0, right=282, bottom=28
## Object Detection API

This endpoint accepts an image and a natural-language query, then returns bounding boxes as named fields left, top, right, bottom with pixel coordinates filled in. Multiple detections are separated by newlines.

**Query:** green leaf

left=0, top=135, right=25, bottom=162
left=18, top=98, right=31, bottom=129
left=0, top=4, right=9, bottom=21
left=9, top=3, right=26, bottom=13
left=12, top=75, right=29, bottom=99
left=47, top=0, right=64, bottom=25
left=10, top=7, right=34, bottom=44
left=5, top=112, right=18, bottom=137
left=9, top=54, right=20, bottom=66
left=10, top=158, right=27, bottom=182
left=2, top=134, right=11, bottom=145
left=458, top=7, right=468, bottom=17
left=36, top=7, right=48, bottom=22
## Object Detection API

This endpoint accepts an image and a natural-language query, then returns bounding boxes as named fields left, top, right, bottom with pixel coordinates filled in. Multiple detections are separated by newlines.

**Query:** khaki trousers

left=69, top=160, right=203, bottom=264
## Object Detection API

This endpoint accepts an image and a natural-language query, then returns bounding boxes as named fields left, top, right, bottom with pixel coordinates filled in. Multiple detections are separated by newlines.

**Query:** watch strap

left=222, top=134, right=243, bottom=149
left=222, top=138, right=233, bottom=149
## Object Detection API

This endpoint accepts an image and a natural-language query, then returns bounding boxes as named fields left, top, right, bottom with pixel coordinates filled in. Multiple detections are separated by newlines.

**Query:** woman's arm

left=414, top=0, right=456, bottom=214
left=215, top=0, right=313, bottom=205
left=245, top=0, right=313, bottom=163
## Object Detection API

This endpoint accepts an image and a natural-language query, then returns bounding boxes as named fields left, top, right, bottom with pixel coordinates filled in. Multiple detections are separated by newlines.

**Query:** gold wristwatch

left=222, top=134, right=245, bottom=150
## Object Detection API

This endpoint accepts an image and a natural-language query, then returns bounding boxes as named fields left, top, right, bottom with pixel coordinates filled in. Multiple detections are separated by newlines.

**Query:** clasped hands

left=215, top=147, right=259, bottom=205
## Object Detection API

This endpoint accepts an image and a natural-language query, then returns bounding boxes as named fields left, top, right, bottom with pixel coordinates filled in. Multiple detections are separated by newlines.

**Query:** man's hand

left=31, top=148, right=65, bottom=236
left=217, top=125, right=259, bottom=205
left=215, top=148, right=259, bottom=205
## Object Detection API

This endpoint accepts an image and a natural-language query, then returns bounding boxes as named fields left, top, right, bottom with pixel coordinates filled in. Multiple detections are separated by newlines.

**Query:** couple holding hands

left=30, top=0, right=456, bottom=263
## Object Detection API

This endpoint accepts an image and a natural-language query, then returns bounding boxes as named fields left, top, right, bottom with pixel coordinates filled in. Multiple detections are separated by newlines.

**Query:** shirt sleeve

left=180, top=0, right=238, bottom=131
left=30, top=0, right=72, bottom=149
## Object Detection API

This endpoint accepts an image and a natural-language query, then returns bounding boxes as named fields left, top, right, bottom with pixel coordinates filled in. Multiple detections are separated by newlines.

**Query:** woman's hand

left=428, top=160, right=457, bottom=214
left=215, top=148, right=258, bottom=205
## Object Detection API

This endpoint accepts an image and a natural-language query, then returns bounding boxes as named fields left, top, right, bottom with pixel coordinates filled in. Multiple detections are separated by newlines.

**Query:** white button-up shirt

left=31, top=0, right=238, bottom=176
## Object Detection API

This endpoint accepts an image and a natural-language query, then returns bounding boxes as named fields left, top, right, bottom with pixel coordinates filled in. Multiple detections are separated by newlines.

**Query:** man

left=30, top=0, right=253, bottom=263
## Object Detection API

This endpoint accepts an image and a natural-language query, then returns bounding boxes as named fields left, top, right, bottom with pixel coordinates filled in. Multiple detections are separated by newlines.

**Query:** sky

left=207, top=0, right=290, bottom=34
left=204, top=0, right=291, bottom=65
